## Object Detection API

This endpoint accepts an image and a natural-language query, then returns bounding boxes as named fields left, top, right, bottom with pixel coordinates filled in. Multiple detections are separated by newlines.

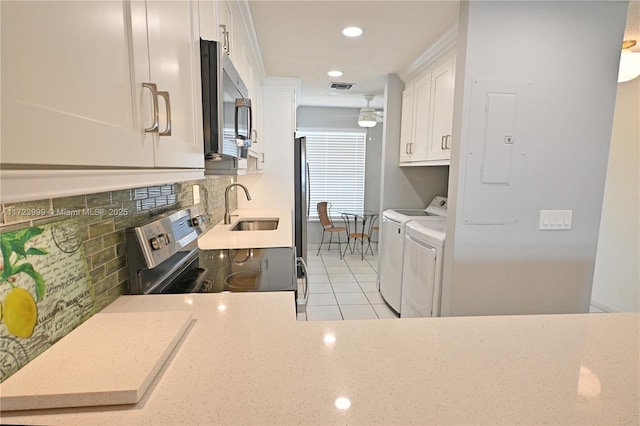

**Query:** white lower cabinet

left=1, top=0, right=203, bottom=171
left=399, top=47, right=456, bottom=166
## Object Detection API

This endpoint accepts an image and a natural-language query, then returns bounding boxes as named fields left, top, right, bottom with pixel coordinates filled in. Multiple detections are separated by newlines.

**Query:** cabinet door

left=217, top=0, right=233, bottom=58
left=428, top=52, right=455, bottom=161
left=146, top=0, right=204, bottom=168
left=398, top=86, right=414, bottom=163
left=1, top=1, right=153, bottom=167
left=410, top=72, right=432, bottom=162
left=198, top=0, right=217, bottom=40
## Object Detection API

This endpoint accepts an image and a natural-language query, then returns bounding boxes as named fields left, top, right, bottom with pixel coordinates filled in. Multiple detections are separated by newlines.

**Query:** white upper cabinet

left=1, top=0, right=203, bottom=169
left=427, top=49, right=456, bottom=161
left=1, top=1, right=153, bottom=167
left=399, top=47, right=456, bottom=166
left=399, top=84, right=415, bottom=163
left=144, top=0, right=204, bottom=168
left=217, top=0, right=234, bottom=58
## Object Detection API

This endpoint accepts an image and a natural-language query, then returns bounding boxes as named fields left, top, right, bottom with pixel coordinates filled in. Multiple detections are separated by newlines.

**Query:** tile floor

left=296, top=244, right=610, bottom=321
left=297, top=244, right=398, bottom=321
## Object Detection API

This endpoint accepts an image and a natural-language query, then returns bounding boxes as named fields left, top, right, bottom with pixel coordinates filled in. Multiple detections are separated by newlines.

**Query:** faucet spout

left=224, top=183, right=252, bottom=224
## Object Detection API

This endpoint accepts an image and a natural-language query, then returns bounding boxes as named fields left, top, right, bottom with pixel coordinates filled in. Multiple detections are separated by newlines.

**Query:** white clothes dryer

left=378, top=196, right=447, bottom=314
left=400, top=218, right=446, bottom=318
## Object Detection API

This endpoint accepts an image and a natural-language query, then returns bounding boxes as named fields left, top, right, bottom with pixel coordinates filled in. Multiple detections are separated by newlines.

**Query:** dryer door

left=379, top=216, right=404, bottom=314
left=401, top=234, right=437, bottom=318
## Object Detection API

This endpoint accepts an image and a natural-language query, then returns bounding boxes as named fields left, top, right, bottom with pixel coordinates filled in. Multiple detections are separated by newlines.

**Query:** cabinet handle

left=158, top=91, right=172, bottom=136
left=142, top=83, right=159, bottom=133
left=251, top=129, right=258, bottom=144
left=220, top=24, right=230, bottom=53
left=445, top=135, right=451, bottom=149
left=441, top=135, right=446, bottom=150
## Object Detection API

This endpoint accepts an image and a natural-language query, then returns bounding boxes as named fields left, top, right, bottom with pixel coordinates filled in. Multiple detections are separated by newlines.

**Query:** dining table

left=339, top=210, right=379, bottom=260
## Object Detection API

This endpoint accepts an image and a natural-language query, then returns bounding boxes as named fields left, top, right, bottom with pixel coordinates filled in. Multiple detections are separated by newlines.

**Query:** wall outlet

left=193, top=185, right=200, bottom=204
left=539, top=210, right=572, bottom=230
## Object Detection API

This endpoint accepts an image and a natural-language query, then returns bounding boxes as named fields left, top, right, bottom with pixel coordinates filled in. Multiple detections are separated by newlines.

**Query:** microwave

left=200, top=39, right=252, bottom=160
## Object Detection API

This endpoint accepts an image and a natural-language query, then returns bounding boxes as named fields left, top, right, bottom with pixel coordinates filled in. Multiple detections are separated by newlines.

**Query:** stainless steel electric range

left=125, top=206, right=307, bottom=313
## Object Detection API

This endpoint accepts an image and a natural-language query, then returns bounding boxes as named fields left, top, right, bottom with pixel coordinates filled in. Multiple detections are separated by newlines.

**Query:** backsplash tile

left=0, top=175, right=235, bottom=313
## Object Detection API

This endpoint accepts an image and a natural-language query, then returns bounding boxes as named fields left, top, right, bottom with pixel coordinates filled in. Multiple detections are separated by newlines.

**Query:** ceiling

left=248, top=1, right=639, bottom=110
left=248, top=0, right=460, bottom=109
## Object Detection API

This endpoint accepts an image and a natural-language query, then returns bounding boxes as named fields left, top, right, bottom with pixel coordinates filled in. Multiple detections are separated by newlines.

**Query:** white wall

left=442, top=1, right=627, bottom=316
left=592, top=76, right=640, bottom=312
left=379, top=74, right=449, bottom=212
left=237, top=78, right=299, bottom=216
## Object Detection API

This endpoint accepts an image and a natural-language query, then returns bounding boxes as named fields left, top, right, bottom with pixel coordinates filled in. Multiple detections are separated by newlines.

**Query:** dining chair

left=366, top=216, right=380, bottom=255
left=317, top=202, right=346, bottom=257
left=341, top=212, right=378, bottom=260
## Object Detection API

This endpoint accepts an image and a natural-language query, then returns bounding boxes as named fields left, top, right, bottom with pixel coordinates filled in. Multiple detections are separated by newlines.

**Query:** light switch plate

left=539, top=210, right=572, bottom=230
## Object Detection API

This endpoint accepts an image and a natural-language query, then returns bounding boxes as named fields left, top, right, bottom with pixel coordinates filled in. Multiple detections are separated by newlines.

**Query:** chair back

left=317, top=202, right=333, bottom=228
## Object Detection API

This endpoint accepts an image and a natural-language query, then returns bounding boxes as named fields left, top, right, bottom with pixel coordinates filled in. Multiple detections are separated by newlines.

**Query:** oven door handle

left=296, top=257, right=309, bottom=314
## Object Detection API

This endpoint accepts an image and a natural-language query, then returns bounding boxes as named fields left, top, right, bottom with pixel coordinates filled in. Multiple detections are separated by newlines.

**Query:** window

left=299, top=130, right=367, bottom=219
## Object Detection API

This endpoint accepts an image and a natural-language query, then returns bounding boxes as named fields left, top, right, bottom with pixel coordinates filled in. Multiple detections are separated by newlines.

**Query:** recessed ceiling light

left=342, top=26, right=363, bottom=37
left=327, top=70, right=343, bottom=77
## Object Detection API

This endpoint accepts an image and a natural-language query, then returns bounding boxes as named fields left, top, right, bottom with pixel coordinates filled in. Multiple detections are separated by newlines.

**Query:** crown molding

left=398, top=24, right=458, bottom=83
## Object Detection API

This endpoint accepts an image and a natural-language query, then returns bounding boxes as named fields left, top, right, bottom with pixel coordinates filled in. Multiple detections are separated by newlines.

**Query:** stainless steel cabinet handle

left=410, top=142, right=414, bottom=154
left=445, top=135, right=451, bottom=149
left=441, top=135, right=446, bottom=150
left=405, top=143, right=409, bottom=155
left=296, top=257, right=309, bottom=314
left=251, top=129, right=258, bottom=144
left=219, top=24, right=230, bottom=53
left=142, top=83, right=159, bottom=133
left=158, top=91, right=172, bottom=136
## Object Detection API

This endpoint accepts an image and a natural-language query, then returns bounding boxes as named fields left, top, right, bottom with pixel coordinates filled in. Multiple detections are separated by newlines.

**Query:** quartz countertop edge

left=1, top=293, right=638, bottom=425
left=197, top=208, right=293, bottom=250
left=0, top=310, right=192, bottom=411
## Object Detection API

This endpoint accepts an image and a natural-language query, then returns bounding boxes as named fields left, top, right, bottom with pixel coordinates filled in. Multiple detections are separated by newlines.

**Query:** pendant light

left=618, top=40, right=640, bottom=83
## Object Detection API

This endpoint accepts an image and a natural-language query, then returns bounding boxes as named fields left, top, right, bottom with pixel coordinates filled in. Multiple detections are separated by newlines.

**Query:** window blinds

left=299, top=130, right=367, bottom=219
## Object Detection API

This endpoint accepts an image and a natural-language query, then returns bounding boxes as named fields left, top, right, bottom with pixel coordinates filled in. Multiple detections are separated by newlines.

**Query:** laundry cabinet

left=1, top=0, right=203, bottom=169
left=399, top=47, right=456, bottom=166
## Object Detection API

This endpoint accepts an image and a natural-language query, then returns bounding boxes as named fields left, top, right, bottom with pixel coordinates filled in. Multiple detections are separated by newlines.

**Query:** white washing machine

left=378, top=196, right=447, bottom=314
left=400, top=218, right=446, bottom=318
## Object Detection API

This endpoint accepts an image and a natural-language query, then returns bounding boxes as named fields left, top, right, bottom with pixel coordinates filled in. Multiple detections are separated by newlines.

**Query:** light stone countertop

left=198, top=208, right=293, bottom=250
left=1, top=292, right=638, bottom=425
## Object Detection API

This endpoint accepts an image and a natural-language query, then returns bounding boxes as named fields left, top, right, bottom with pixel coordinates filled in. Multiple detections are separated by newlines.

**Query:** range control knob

left=149, top=237, right=161, bottom=250
left=149, top=234, right=171, bottom=250
left=191, top=216, right=203, bottom=227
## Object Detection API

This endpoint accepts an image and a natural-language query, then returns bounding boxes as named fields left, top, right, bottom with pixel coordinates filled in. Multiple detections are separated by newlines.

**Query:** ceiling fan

left=357, top=94, right=384, bottom=128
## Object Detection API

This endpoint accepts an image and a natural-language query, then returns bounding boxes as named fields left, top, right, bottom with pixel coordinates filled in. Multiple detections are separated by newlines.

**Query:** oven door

left=199, top=247, right=296, bottom=293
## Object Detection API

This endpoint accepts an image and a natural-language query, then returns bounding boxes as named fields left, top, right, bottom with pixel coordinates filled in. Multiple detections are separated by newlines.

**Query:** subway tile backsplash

left=0, top=175, right=235, bottom=312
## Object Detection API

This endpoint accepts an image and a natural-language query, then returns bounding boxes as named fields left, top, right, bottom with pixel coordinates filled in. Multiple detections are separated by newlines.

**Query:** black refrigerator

left=294, top=136, right=309, bottom=275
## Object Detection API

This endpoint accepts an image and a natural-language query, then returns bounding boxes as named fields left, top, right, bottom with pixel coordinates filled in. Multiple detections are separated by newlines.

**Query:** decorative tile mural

left=0, top=222, right=95, bottom=381
left=0, top=175, right=235, bottom=381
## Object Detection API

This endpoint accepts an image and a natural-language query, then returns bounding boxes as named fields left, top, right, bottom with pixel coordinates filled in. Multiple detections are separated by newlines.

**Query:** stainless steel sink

left=230, top=218, right=279, bottom=231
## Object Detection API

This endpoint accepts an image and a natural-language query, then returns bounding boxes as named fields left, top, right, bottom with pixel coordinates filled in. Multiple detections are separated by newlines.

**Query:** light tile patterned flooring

left=297, top=244, right=399, bottom=321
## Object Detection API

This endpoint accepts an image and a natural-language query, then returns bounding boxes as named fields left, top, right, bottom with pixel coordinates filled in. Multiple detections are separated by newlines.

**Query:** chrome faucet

left=224, top=183, right=251, bottom=224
